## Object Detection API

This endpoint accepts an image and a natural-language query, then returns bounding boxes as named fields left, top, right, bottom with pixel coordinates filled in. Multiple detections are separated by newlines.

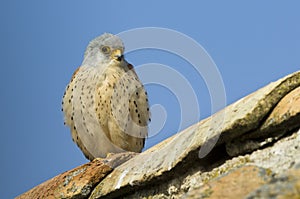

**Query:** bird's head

left=82, top=33, right=125, bottom=66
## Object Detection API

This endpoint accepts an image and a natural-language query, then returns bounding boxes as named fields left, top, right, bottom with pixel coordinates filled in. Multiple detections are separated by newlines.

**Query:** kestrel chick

left=62, top=33, right=150, bottom=160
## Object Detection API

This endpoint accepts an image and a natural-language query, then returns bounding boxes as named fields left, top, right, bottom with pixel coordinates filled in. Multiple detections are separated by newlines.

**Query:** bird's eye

left=101, top=46, right=110, bottom=54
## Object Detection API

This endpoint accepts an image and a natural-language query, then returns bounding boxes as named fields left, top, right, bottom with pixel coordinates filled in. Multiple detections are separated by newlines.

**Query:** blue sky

left=1, top=1, right=299, bottom=198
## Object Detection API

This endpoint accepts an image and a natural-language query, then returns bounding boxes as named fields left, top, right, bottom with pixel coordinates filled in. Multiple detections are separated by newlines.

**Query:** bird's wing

left=62, top=67, right=95, bottom=160
left=62, top=67, right=80, bottom=127
left=109, top=64, right=150, bottom=151
left=71, top=66, right=123, bottom=159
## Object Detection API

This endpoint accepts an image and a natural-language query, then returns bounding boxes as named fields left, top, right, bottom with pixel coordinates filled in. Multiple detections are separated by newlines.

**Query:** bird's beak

left=111, top=49, right=124, bottom=62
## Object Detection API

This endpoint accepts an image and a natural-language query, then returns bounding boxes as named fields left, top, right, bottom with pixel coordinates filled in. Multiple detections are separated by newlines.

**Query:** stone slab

left=90, top=71, right=300, bottom=198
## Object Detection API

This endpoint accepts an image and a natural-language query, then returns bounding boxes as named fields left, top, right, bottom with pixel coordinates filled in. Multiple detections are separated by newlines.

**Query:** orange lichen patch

left=261, top=86, right=300, bottom=131
left=16, top=152, right=136, bottom=199
left=187, top=166, right=270, bottom=199
left=16, top=159, right=112, bottom=199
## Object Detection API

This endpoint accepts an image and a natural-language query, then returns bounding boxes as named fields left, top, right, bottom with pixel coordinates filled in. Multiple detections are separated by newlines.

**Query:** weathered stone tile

left=226, top=85, right=300, bottom=156
left=246, top=163, right=300, bottom=199
left=90, top=72, right=300, bottom=198
left=16, top=152, right=135, bottom=199
left=184, top=165, right=271, bottom=199
left=261, top=86, right=300, bottom=132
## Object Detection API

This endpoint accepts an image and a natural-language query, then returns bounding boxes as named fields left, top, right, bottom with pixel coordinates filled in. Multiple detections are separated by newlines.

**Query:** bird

left=62, top=33, right=150, bottom=161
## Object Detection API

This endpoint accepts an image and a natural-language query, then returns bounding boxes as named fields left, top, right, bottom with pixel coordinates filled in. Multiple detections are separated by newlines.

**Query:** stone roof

left=17, top=70, right=300, bottom=199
